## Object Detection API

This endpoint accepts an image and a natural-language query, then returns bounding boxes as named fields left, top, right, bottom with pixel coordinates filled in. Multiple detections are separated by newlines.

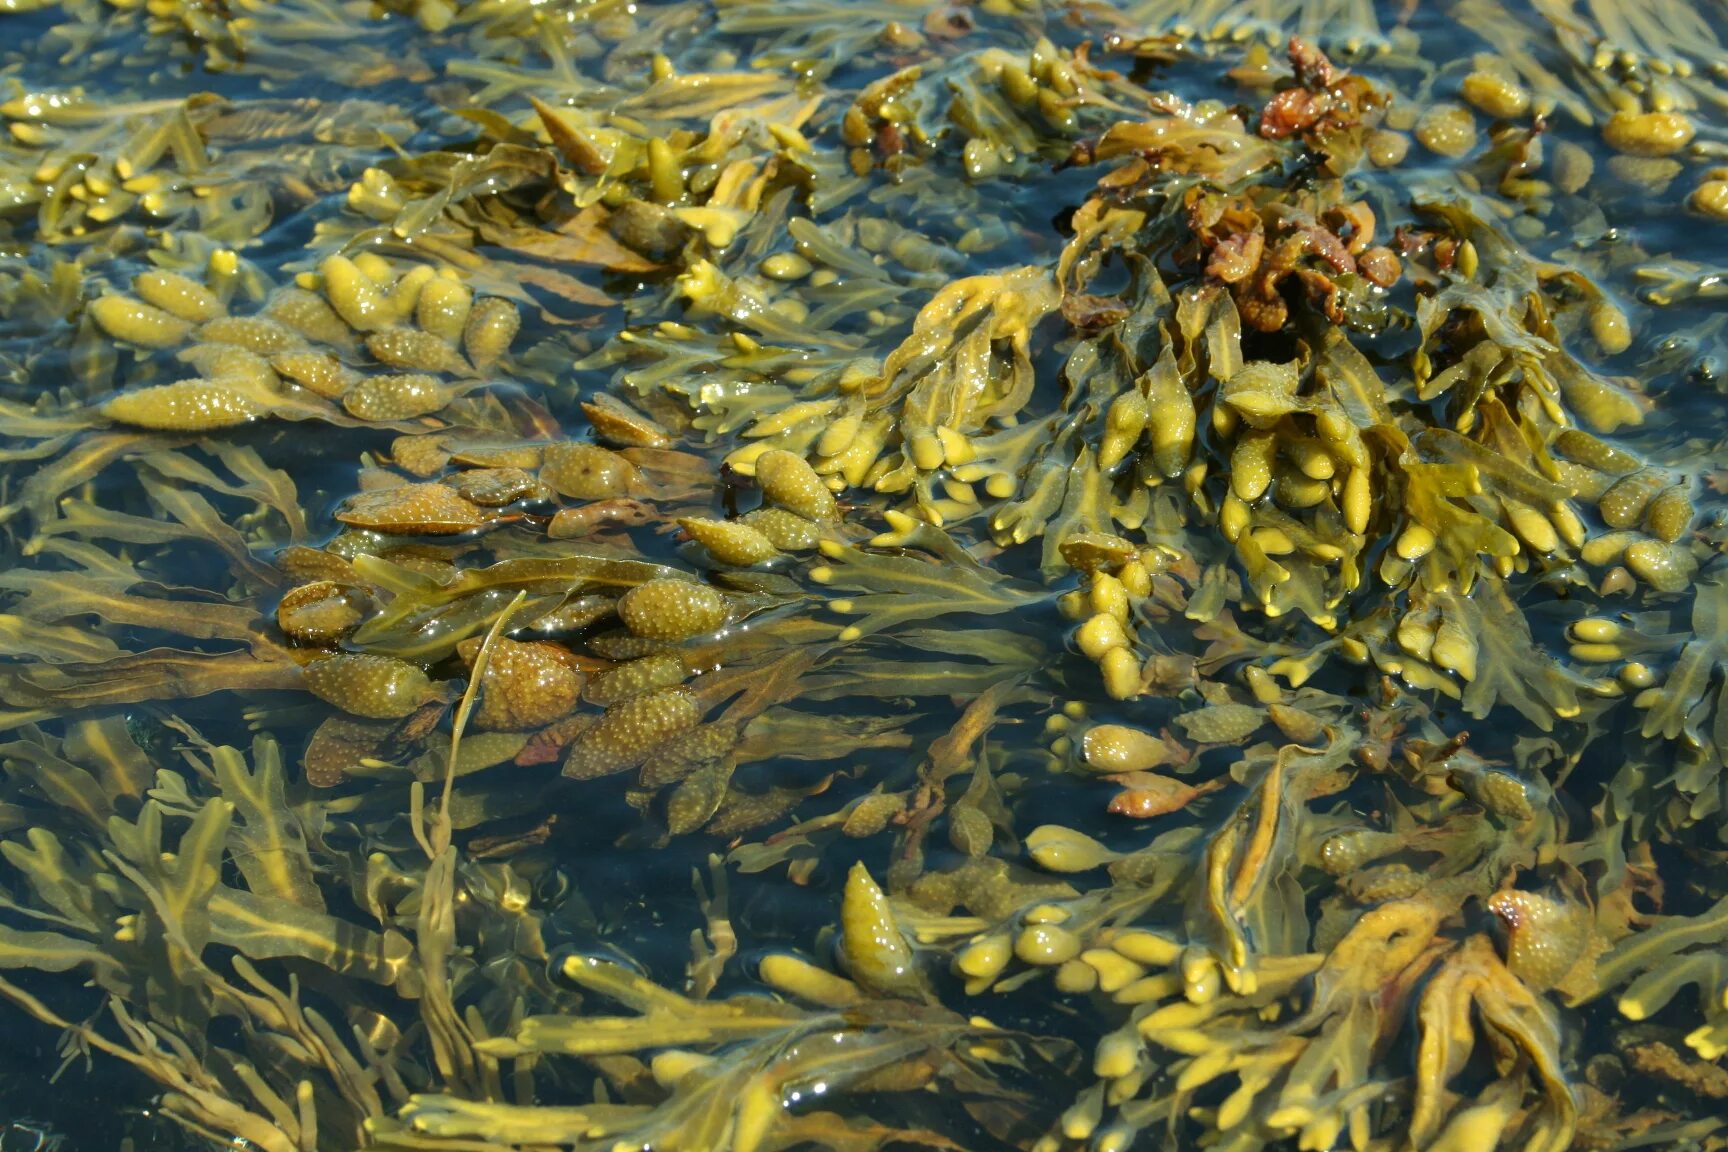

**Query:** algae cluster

left=1, top=0, right=1728, bottom=1148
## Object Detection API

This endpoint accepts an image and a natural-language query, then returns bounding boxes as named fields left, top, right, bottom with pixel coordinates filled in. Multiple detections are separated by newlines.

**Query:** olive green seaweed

left=0, top=0, right=1727, bottom=1149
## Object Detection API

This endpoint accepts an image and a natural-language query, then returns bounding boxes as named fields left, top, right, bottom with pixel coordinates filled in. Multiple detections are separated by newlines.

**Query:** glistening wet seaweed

left=1, top=0, right=1728, bottom=1149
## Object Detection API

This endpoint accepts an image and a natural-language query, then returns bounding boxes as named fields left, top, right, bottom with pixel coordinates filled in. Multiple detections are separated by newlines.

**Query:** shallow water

left=1, top=0, right=1727, bottom=1149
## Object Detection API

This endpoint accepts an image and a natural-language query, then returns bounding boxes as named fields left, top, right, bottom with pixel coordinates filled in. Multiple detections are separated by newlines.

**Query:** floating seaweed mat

left=1, top=1, right=1727, bottom=1151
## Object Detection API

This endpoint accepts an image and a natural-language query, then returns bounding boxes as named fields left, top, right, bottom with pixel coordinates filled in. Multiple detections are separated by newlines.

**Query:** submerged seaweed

left=1, top=0, right=1727, bottom=1148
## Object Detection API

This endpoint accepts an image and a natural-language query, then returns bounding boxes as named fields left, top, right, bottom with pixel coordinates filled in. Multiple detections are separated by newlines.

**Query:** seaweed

left=2, top=0, right=1728, bottom=1148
